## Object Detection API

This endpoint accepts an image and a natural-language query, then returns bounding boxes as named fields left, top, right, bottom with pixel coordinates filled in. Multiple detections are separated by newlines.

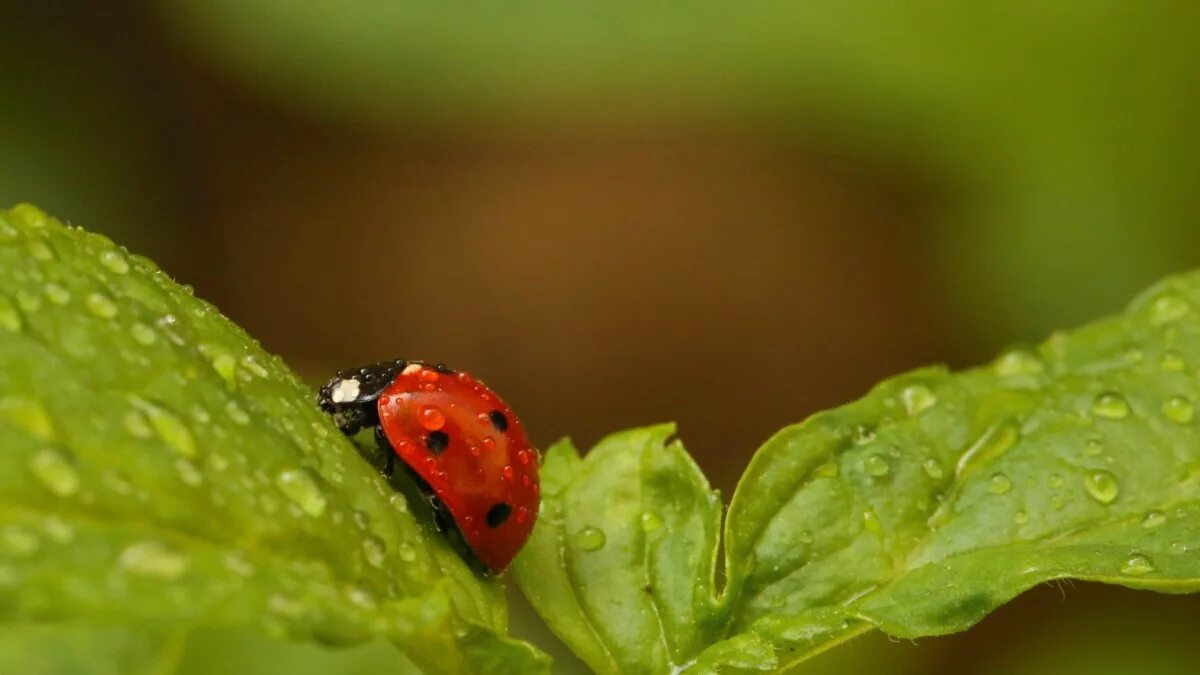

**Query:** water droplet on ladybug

left=482, top=437, right=496, bottom=451
left=517, top=449, right=530, bottom=465
left=516, top=506, right=529, bottom=524
left=419, top=369, right=439, bottom=384
left=418, top=405, right=445, bottom=430
left=502, top=465, right=514, bottom=480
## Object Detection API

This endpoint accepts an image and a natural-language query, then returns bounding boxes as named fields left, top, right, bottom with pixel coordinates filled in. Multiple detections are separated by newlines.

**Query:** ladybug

left=317, top=359, right=539, bottom=574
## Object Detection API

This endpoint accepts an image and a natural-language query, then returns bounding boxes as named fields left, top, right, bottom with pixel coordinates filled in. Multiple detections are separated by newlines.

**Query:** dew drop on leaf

left=276, top=469, right=327, bottom=517
left=1014, top=510, right=1029, bottom=525
left=901, top=384, right=938, bottom=416
left=1120, top=552, right=1155, bottom=576
left=131, top=399, right=196, bottom=457
left=0, top=525, right=40, bottom=558
left=41, top=516, right=75, bottom=544
left=268, top=593, right=306, bottom=619
left=122, top=410, right=153, bottom=439
left=223, top=551, right=256, bottom=577
left=118, top=541, right=189, bottom=579
left=0, top=295, right=20, bottom=333
left=1083, top=438, right=1104, bottom=456
left=130, top=322, right=157, bottom=346
left=922, top=458, right=944, bottom=480
left=813, top=461, right=838, bottom=478
left=864, top=454, right=890, bottom=477
left=28, top=240, right=54, bottom=262
left=993, top=349, right=1044, bottom=377
left=640, top=511, right=663, bottom=532
left=175, top=458, right=204, bottom=487
left=15, top=289, right=40, bottom=313
left=576, top=526, right=607, bottom=551
left=84, top=292, right=118, bottom=319
left=1151, top=294, right=1189, bottom=325
left=44, top=282, right=70, bottom=305
left=1092, top=392, right=1131, bottom=419
left=28, top=448, right=80, bottom=497
left=363, top=536, right=387, bottom=567
left=1162, top=396, right=1194, bottom=424
left=99, top=250, right=130, bottom=274
left=1170, top=541, right=1189, bottom=555
left=397, top=542, right=417, bottom=562
left=1084, top=470, right=1120, bottom=504
left=988, top=473, right=1012, bottom=495
left=1141, top=511, right=1167, bottom=528
left=0, top=396, right=57, bottom=441
left=1048, top=473, right=1064, bottom=489
left=1159, top=350, right=1186, bottom=371
left=851, top=425, right=876, bottom=445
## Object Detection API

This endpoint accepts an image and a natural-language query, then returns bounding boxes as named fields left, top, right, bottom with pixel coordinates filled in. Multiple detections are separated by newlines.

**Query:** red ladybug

left=318, top=359, right=539, bottom=573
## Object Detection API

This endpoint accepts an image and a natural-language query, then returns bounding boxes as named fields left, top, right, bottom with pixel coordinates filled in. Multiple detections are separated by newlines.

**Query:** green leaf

left=516, top=269, right=1200, bottom=673
left=0, top=204, right=549, bottom=674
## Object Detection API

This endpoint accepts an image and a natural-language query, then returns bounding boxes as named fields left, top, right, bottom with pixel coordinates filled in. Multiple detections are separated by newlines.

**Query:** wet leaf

left=0, top=204, right=549, bottom=674
left=516, top=270, right=1200, bottom=673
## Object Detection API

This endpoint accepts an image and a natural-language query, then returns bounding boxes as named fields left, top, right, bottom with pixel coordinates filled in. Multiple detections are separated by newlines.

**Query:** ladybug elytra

left=318, top=359, right=539, bottom=573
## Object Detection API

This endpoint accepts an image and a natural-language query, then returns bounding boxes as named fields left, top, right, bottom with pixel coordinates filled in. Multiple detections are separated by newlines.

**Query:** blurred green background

left=3, top=1, right=1199, bottom=673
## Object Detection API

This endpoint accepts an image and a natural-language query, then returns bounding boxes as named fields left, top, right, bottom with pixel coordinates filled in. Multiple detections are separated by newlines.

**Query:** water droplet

left=156, top=314, right=186, bottom=346
left=0, top=296, right=20, bottom=333
left=1162, top=396, right=1194, bottom=424
left=397, top=542, right=417, bottom=562
left=1160, top=350, right=1187, bottom=372
left=0, top=396, right=56, bottom=441
left=1141, top=511, right=1167, bottom=528
left=0, top=216, right=15, bottom=241
left=129, top=322, right=157, bottom=346
left=988, top=473, right=1012, bottom=494
left=1083, top=438, right=1104, bottom=456
left=223, top=551, right=256, bottom=577
left=864, top=454, right=890, bottom=477
left=27, top=240, right=54, bottom=261
left=813, top=461, right=839, bottom=478
left=268, top=593, right=306, bottom=619
left=956, top=422, right=1019, bottom=478
left=502, top=465, right=514, bottom=480
left=175, top=458, right=203, bottom=486
left=922, top=458, right=944, bottom=480
left=99, top=250, right=130, bottom=274
left=1048, top=473, right=1064, bottom=489
left=122, top=410, right=153, bottom=438
left=0, top=525, right=39, bottom=557
left=901, top=384, right=938, bottom=416
left=389, top=494, right=409, bottom=513
left=241, top=355, right=269, bottom=378
left=84, top=292, right=118, bottom=318
left=346, top=586, right=377, bottom=609
left=1170, top=541, right=1188, bottom=555
left=1092, top=392, right=1130, bottom=419
left=1151, top=295, right=1189, bottom=325
left=1124, top=348, right=1144, bottom=364
left=118, top=541, right=188, bottom=579
left=363, top=536, right=386, bottom=567
left=862, top=510, right=883, bottom=536
left=44, top=282, right=70, bottom=305
left=576, top=526, right=606, bottom=551
left=418, top=405, right=445, bottom=431
left=1014, top=510, right=1029, bottom=525
left=226, top=401, right=251, bottom=425
left=641, top=512, right=663, bottom=532
left=1051, top=495, right=1066, bottom=510
left=276, top=469, right=326, bottom=517
left=994, top=349, right=1044, bottom=377
left=1084, top=470, right=1120, bottom=504
left=15, top=290, right=40, bottom=313
left=1120, top=552, right=1155, bottom=576
left=28, top=448, right=80, bottom=497
left=131, top=399, right=195, bottom=457
left=207, top=350, right=237, bottom=387
left=41, top=517, right=75, bottom=544
left=851, top=425, right=876, bottom=445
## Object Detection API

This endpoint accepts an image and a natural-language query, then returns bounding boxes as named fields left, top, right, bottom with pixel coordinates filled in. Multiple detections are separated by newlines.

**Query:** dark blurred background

left=3, top=2, right=1199, bottom=673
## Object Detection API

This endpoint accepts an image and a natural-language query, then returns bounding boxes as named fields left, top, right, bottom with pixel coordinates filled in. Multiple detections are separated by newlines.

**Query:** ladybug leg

left=375, top=425, right=397, bottom=478
left=317, top=358, right=407, bottom=435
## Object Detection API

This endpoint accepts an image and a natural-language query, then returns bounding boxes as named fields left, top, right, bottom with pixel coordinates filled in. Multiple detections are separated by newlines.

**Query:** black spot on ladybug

left=426, top=431, right=449, bottom=454
left=434, top=362, right=455, bottom=375
left=486, top=503, right=512, bottom=528
left=488, top=410, right=509, bottom=432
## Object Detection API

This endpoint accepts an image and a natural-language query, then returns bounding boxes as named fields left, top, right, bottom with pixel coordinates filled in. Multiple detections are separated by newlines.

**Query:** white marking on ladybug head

left=401, top=363, right=423, bottom=376
left=330, top=377, right=360, bottom=403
